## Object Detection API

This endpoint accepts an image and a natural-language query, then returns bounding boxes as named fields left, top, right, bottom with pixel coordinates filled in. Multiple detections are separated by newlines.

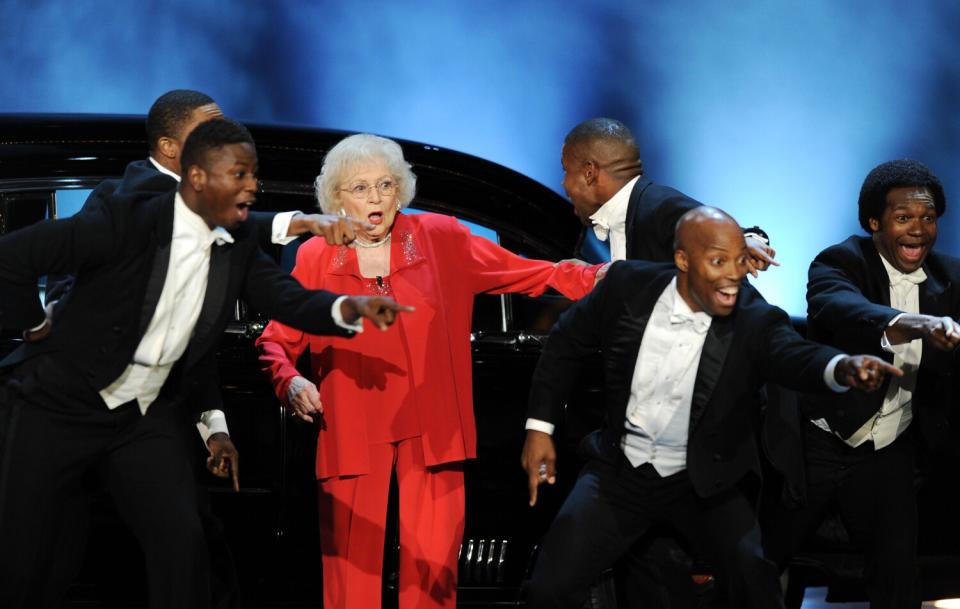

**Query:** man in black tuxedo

left=26, top=90, right=374, bottom=608
left=0, top=118, right=410, bottom=609
left=761, top=160, right=960, bottom=609
left=520, top=207, right=900, bottom=609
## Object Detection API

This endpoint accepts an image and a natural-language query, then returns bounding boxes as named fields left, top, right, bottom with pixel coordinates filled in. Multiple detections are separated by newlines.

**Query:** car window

left=403, top=207, right=499, bottom=245
left=54, top=188, right=93, bottom=218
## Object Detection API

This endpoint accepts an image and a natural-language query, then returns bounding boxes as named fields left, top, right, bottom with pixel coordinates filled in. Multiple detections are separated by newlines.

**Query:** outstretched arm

left=456, top=220, right=601, bottom=300
left=242, top=247, right=411, bottom=337
left=754, top=303, right=902, bottom=394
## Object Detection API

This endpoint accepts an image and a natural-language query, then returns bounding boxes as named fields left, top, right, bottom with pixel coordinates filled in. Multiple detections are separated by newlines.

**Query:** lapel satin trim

left=920, top=259, right=948, bottom=312
left=609, top=271, right=669, bottom=417
left=187, top=243, right=231, bottom=366
left=861, top=239, right=893, bottom=306
left=688, top=313, right=734, bottom=433
left=137, top=193, right=176, bottom=336
left=624, top=178, right=653, bottom=257
left=139, top=242, right=170, bottom=338
left=610, top=303, right=651, bottom=412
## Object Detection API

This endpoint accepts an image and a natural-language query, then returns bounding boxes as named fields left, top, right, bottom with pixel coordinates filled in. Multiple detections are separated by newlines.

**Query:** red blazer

left=257, top=212, right=598, bottom=479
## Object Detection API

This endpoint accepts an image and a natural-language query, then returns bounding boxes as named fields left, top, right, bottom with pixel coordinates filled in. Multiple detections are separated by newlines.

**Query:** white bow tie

left=591, top=217, right=609, bottom=241
left=669, top=312, right=711, bottom=334
left=888, top=266, right=926, bottom=287
left=209, top=227, right=235, bottom=247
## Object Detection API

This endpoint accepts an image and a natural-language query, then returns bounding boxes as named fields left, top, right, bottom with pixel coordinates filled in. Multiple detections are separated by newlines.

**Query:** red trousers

left=317, top=437, right=465, bottom=609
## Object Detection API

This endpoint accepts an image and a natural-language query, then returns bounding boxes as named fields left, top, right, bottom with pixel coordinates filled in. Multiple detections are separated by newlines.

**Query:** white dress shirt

left=99, top=192, right=231, bottom=414
left=147, top=157, right=299, bottom=440
left=817, top=255, right=923, bottom=449
left=620, top=278, right=711, bottom=475
left=589, top=176, right=639, bottom=262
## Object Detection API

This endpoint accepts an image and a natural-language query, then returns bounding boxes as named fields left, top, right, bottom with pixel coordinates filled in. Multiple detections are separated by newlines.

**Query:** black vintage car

left=0, top=114, right=607, bottom=608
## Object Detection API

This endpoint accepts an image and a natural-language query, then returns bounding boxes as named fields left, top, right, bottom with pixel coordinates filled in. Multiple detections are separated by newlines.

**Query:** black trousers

left=615, top=533, right=699, bottom=609
left=526, top=457, right=783, bottom=609
left=761, top=422, right=919, bottom=609
left=0, top=358, right=210, bottom=609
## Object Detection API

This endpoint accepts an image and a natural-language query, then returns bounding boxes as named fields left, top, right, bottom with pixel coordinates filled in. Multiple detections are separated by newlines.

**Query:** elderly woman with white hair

left=256, top=133, right=602, bottom=609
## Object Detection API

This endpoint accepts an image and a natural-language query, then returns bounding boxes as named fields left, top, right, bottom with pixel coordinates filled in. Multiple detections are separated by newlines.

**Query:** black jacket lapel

left=186, top=243, right=231, bottom=367
left=920, top=260, right=948, bottom=313
left=608, top=306, right=651, bottom=415
left=624, top=178, right=653, bottom=259
left=861, top=238, right=892, bottom=306
left=608, top=271, right=672, bottom=424
left=689, top=314, right=734, bottom=433
left=137, top=197, right=175, bottom=337
left=918, top=255, right=952, bottom=373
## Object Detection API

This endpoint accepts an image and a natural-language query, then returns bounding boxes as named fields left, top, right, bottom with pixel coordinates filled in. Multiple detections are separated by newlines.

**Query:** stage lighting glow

left=3, top=1, right=960, bottom=313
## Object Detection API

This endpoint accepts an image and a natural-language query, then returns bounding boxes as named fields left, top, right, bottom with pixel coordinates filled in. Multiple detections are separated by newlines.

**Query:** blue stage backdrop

left=2, top=0, right=959, bottom=314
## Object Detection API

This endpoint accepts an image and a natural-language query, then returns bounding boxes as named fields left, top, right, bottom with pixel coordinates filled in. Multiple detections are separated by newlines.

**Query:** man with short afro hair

left=762, top=159, right=960, bottom=609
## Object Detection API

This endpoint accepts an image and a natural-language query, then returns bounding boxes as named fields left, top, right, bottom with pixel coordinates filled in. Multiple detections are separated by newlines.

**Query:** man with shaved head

left=521, top=207, right=900, bottom=609
left=561, top=117, right=776, bottom=274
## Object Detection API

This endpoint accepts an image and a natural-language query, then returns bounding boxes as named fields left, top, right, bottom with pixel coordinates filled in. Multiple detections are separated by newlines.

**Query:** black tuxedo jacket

left=802, top=235, right=960, bottom=448
left=624, top=178, right=702, bottom=262
left=0, top=188, right=350, bottom=413
left=527, top=261, right=842, bottom=498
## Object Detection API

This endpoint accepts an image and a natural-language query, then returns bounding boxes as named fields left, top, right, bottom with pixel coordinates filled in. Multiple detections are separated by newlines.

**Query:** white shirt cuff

left=823, top=353, right=851, bottom=393
left=271, top=211, right=300, bottom=245
left=331, top=295, right=364, bottom=333
left=525, top=418, right=555, bottom=435
left=743, top=231, right=769, bottom=246
left=881, top=313, right=908, bottom=354
left=196, top=409, right=230, bottom=444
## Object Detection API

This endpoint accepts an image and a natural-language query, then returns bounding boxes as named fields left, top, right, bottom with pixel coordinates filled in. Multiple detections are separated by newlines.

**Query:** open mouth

left=236, top=201, right=253, bottom=221
left=368, top=211, right=384, bottom=225
left=715, top=285, right=739, bottom=308
left=898, top=242, right=926, bottom=264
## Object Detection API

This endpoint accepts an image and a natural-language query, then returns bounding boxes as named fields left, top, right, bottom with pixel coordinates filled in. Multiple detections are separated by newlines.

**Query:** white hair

left=313, top=133, right=417, bottom=213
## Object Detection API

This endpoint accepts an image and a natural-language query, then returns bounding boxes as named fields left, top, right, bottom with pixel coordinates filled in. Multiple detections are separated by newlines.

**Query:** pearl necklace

left=352, top=234, right=392, bottom=249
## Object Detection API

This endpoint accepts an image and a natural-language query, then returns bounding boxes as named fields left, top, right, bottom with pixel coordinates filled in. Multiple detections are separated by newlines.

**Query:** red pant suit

left=257, top=212, right=598, bottom=609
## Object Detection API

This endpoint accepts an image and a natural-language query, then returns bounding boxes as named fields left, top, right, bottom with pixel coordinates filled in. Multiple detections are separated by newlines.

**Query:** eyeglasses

left=339, top=178, right=398, bottom=199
